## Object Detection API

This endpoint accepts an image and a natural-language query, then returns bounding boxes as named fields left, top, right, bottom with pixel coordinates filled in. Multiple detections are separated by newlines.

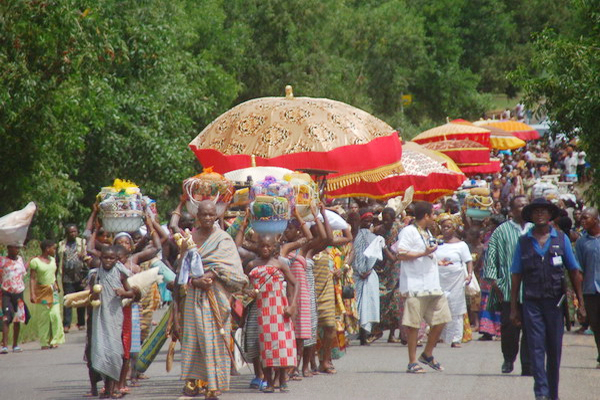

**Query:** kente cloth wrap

left=313, top=251, right=336, bottom=328
left=249, top=264, right=297, bottom=367
left=180, top=228, right=248, bottom=391
left=287, top=252, right=311, bottom=339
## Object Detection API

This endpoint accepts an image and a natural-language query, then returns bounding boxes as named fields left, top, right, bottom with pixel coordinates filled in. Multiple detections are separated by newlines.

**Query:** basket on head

left=283, top=172, right=319, bottom=221
left=98, top=179, right=144, bottom=233
left=249, top=176, right=295, bottom=235
left=183, top=169, right=234, bottom=217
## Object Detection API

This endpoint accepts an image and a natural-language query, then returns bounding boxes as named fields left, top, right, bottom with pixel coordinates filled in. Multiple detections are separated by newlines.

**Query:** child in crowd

left=0, top=245, right=29, bottom=353
left=90, top=246, right=134, bottom=399
left=247, top=235, right=299, bottom=393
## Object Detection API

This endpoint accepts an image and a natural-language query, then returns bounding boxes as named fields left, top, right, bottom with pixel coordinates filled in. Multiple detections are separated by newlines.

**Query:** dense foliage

left=0, top=0, right=585, bottom=236
left=515, top=0, right=600, bottom=203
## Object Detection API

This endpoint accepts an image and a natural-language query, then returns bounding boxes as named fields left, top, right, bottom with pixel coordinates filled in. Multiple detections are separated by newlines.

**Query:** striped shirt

left=484, top=220, right=532, bottom=305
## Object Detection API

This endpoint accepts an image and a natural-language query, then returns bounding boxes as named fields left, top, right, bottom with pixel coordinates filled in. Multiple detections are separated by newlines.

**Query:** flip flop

left=407, top=363, right=426, bottom=374
left=418, top=353, right=444, bottom=371
left=319, top=366, right=337, bottom=374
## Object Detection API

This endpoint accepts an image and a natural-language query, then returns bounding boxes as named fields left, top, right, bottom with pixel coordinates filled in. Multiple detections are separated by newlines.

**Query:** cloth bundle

left=122, top=268, right=164, bottom=307
left=0, top=202, right=36, bottom=246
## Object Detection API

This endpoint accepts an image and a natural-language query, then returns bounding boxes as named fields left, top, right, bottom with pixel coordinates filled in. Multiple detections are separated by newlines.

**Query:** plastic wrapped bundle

left=183, top=169, right=234, bottom=217
left=284, top=173, right=319, bottom=220
left=0, top=202, right=36, bottom=246
left=249, top=176, right=295, bottom=234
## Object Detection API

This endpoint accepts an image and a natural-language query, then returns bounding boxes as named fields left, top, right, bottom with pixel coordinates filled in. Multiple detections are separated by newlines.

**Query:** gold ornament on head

left=285, top=85, right=294, bottom=100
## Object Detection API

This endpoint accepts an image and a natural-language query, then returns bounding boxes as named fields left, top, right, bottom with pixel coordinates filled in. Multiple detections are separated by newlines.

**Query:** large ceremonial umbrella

left=326, top=142, right=465, bottom=201
left=473, top=120, right=540, bottom=141
left=412, top=122, right=491, bottom=147
left=421, top=139, right=491, bottom=166
left=189, top=87, right=402, bottom=192
left=451, top=119, right=525, bottom=150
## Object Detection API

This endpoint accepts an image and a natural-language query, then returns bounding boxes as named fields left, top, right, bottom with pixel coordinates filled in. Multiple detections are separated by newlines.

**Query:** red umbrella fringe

left=189, top=132, right=403, bottom=191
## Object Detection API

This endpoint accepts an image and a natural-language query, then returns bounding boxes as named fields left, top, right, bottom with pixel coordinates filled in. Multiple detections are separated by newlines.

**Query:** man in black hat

left=510, top=198, right=585, bottom=400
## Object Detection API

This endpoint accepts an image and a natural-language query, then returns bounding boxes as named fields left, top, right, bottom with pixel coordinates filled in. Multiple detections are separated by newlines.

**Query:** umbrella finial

left=285, top=85, right=294, bottom=99
left=446, top=116, right=450, bottom=124
left=251, top=154, right=257, bottom=167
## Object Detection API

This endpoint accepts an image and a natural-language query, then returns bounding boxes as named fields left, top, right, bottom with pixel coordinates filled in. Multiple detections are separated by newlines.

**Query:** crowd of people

left=0, top=138, right=598, bottom=400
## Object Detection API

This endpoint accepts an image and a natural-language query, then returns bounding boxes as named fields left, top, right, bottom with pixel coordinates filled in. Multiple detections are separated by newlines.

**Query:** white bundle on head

left=0, top=202, right=36, bottom=246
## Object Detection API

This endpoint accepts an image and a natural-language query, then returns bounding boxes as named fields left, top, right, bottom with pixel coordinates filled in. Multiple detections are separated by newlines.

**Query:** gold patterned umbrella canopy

left=189, top=87, right=403, bottom=191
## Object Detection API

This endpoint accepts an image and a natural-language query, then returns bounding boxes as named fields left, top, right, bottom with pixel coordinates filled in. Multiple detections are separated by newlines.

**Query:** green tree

left=515, top=0, right=600, bottom=201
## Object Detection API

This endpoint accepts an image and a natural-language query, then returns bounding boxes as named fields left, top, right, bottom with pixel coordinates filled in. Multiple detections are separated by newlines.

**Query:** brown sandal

left=183, top=381, right=199, bottom=397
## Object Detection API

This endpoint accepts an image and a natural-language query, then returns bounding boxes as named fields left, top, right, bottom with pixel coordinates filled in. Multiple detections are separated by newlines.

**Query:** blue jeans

left=522, top=298, right=564, bottom=400
left=63, top=281, right=86, bottom=328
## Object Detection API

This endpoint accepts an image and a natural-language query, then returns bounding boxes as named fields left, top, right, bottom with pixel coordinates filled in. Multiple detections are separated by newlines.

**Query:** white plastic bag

left=0, top=202, right=36, bottom=246
left=465, top=274, right=481, bottom=296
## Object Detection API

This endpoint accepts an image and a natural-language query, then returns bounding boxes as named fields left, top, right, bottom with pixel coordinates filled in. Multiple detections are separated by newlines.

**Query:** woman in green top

left=29, top=239, right=65, bottom=349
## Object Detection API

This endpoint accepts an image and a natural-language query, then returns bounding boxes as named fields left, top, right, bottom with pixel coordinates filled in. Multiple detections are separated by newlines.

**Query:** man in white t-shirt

left=563, top=146, right=578, bottom=182
left=395, top=201, right=451, bottom=374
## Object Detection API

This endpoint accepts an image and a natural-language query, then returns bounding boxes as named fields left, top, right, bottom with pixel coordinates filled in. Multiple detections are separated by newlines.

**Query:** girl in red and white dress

left=248, top=235, right=299, bottom=393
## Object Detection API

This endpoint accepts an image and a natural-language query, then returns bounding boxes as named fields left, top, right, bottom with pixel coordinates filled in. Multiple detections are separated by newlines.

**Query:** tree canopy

left=0, top=0, right=587, bottom=235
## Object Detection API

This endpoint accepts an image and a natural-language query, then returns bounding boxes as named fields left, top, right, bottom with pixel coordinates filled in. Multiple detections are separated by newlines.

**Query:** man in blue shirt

left=574, top=207, right=600, bottom=368
left=510, top=198, right=585, bottom=400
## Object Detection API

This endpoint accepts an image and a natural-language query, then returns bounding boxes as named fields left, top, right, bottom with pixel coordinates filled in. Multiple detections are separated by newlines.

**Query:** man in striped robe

left=175, top=201, right=248, bottom=399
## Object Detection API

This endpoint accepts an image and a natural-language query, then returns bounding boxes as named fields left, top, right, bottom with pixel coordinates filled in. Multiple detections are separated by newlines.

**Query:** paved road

left=1, top=322, right=598, bottom=400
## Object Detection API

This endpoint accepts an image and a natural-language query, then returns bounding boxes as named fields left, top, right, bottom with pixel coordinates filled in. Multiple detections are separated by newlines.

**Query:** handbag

left=341, top=264, right=355, bottom=299
left=465, top=274, right=481, bottom=296
left=342, top=284, right=355, bottom=299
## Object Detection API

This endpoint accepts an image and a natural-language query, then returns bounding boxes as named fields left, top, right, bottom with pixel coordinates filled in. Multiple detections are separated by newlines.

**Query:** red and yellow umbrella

left=326, top=142, right=465, bottom=201
left=473, top=120, right=540, bottom=141
left=189, top=87, right=402, bottom=192
left=412, top=122, right=491, bottom=147
left=452, top=119, right=525, bottom=150
left=421, top=139, right=490, bottom=166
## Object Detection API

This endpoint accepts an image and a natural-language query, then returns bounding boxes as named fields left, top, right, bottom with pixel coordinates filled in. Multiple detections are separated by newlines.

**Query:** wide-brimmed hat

left=521, top=197, right=561, bottom=223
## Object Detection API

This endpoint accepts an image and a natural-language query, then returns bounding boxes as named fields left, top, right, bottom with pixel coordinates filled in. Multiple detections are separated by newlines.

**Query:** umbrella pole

left=206, top=287, right=236, bottom=365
